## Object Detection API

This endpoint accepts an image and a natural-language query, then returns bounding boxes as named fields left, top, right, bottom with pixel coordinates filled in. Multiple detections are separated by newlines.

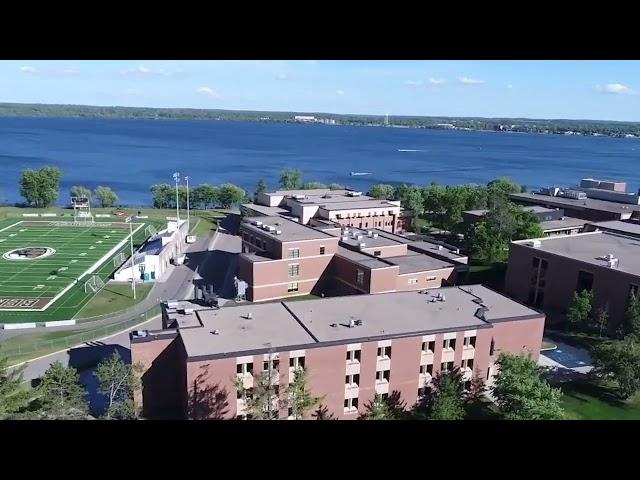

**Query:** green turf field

left=0, top=220, right=147, bottom=322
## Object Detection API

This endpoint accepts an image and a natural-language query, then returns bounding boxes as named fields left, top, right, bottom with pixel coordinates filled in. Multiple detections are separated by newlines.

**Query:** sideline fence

left=0, top=305, right=161, bottom=361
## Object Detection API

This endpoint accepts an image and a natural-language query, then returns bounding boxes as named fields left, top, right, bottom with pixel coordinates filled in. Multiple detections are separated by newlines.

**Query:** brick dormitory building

left=131, top=285, right=545, bottom=419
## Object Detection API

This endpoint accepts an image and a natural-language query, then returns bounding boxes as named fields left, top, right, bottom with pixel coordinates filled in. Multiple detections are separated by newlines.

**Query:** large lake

left=1, top=116, right=639, bottom=206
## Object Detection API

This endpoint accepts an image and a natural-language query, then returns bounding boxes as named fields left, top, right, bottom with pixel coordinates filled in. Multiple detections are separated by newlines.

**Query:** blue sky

left=2, top=60, right=640, bottom=121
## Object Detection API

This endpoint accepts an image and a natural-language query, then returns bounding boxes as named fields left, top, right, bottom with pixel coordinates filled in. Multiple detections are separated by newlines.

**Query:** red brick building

left=131, top=285, right=545, bottom=420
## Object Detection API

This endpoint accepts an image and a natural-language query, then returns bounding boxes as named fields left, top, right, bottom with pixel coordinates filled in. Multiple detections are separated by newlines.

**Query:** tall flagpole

left=127, top=216, right=136, bottom=300
left=185, top=175, right=190, bottom=235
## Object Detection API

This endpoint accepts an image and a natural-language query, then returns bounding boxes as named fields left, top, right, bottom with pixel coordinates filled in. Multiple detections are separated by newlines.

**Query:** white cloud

left=507, top=84, right=514, bottom=89
left=19, top=65, right=78, bottom=76
left=598, top=83, right=634, bottom=95
left=458, top=76, right=484, bottom=85
left=405, top=80, right=424, bottom=86
left=428, top=78, right=446, bottom=85
left=336, top=89, right=345, bottom=95
left=120, top=64, right=173, bottom=77
left=197, top=86, right=220, bottom=98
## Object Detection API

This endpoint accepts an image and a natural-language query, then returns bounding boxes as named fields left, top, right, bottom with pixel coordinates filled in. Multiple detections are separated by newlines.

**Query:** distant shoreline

left=1, top=102, right=639, bottom=139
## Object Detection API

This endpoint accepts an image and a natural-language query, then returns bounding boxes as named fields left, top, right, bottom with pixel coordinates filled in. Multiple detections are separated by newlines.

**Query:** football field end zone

left=0, top=221, right=146, bottom=313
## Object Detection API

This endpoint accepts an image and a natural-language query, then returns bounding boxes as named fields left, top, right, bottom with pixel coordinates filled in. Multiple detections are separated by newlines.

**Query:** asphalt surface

left=5, top=213, right=242, bottom=386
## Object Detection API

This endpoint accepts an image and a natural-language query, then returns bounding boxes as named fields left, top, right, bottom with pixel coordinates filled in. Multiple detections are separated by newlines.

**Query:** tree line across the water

left=3, top=102, right=640, bottom=138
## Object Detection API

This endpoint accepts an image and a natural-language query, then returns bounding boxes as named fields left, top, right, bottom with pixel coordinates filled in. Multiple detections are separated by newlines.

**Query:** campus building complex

left=238, top=216, right=468, bottom=302
left=131, top=285, right=545, bottom=420
left=463, top=206, right=587, bottom=237
left=242, top=188, right=413, bottom=233
left=505, top=221, right=640, bottom=331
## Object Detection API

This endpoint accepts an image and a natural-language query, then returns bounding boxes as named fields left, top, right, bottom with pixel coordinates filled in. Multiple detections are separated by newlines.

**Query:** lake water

left=1, top=116, right=639, bottom=206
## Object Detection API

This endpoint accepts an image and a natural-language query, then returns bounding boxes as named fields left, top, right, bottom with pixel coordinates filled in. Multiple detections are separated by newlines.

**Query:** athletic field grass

left=0, top=220, right=147, bottom=323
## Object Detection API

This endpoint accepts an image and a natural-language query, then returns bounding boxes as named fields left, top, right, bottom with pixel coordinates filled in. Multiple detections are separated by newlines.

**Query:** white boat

left=350, top=172, right=372, bottom=176
left=397, top=149, right=424, bottom=152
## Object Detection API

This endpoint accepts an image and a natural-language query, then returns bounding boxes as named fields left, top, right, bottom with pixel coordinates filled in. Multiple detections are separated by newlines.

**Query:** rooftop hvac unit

left=359, top=243, right=366, bottom=249
left=367, top=230, right=373, bottom=236
left=525, top=240, right=542, bottom=248
left=373, top=233, right=379, bottom=238
left=558, top=189, right=587, bottom=200
left=268, top=226, right=276, bottom=233
left=261, top=224, right=270, bottom=230
left=348, top=319, right=356, bottom=328
left=275, top=230, right=282, bottom=235
left=607, top=259, right=619, bottom=268
left=357, top=235, right=363, bottom=240
left=347, top=191, right=363, bottom=197
left=294, top=194, right=306, bottom=200
left=183, top=308, right=194, bottom=315
left=440, top=294, right=446, bottom=302
left=604, top=253, right=614, bottom=261
left=252, top=220, right=263, bottom=227
left=212, top=329, right=220, bottom=335
left=342, top=235, right=349, bottom=241
left=437, top=245, right=443, bottom=251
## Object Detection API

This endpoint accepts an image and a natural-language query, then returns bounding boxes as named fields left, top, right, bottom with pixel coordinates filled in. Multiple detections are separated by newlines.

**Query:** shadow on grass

left=560, top=380, right=626, bottom=407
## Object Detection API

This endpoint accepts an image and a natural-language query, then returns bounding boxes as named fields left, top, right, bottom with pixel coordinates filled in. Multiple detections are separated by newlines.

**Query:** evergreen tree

left=0, top=350, right=31, bottom=419
left=285, top=367, right=320, bottom=419
left=34, top=361, right=89, bottom=419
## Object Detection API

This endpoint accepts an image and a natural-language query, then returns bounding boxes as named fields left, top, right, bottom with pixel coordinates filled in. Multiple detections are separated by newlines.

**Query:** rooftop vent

left=243, top=312, right=253, bottom=320
left=275, top=230, right=282, bottom=235
left=357, top=235, right=363, bottom=240
left=474, top=307, right=489, bottom=320
left=212, top=329, right=220, bottom=335
left=437, top=245, right=443, bottom=251
left=373, top=233, right=379, bottom=238
left=359, top=243, right=366, bottom=249
left=439, top=294, right=446, bottom=302
left=183, top=308, right=194, bottom=315
left=430, top=297, right=437, bottom=303
left=472, top=298, right=484, bottom=305
left=607, top=259, right=619, bottom=268
left=342, top=235, right=349, bottom=241
left=348, top=319, right=356, bottom=328
left=252, top=220, right=263, bottom=227
left=330, top=323, right=338, bottom=328
left=524, top=240, right=542, bottom=248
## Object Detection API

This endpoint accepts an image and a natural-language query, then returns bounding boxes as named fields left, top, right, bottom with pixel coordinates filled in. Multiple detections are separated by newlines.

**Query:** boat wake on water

left=397, top=149, right=425, bottom=152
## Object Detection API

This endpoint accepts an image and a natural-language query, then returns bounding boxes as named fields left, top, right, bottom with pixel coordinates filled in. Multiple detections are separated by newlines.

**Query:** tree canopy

left=425, top=368, right=466, bottom=420
left=592, top=337, right=640, bottom=399
left=285, top=367, right=320, bottom=419
left=254, top=179, right=267, bottom=200
left=492, top=353, right=564, bottom=420
left=566, top=289, right=593, bottom=327
left=624, top=291, right=640, bottom=337
left=70, top=185, right=91, bottom=203
left=33, top=361, right=89, bottom=419
left=94, top=186, right=119, bottom=208
left=302, top=182, right=327, bottom=190
left=368, top=184, right=395, bottom=200
left=94, top=351, right=142, bottom=419
left=0, top=351, right=31, bottom=419
left=19, top=166, right=62, bottom=208
left=217, top=183, right=246, bottom=209
left=279, top=168, right=303, bottom=190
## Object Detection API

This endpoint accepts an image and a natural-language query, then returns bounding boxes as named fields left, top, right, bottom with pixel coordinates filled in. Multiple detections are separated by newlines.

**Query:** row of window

left=344, top=337, right=475, bottom=364
left=237, top=356, right=306, bottom=375
left=288, top=263, right=299, bottom=277
left=287, top=246, right=326, bottom=258
left=336, top=211, right=396, bottom=219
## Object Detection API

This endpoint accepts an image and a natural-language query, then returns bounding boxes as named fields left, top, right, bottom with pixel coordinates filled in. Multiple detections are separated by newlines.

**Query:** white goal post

left=84, top=275, right=105, bottom=294
left=113, top=251, right=127, bottom=268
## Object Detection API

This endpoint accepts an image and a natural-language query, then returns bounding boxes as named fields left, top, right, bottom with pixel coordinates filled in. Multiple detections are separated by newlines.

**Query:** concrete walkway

left=539, top=340, right=594, bottom=383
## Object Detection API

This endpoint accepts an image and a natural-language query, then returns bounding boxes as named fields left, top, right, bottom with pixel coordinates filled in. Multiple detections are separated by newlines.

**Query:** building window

left=529, top=257, right=548, bottom=307
left=421, top=341, right=436, bottom=353
left=347, top=349, right=361, bottom=362
left=377, top=346, right=392, bottom=359
left=577, top=270, right=594, bottom=292
left=376, top=370, right=391, bottom=382
left=374, top=250, right=382, bottom=257
left=420, top=364, right=433, bottom=375
left=345, top=374, right=360, bottom=386
left=288, top=248, right=300, bottom=258
left=290, top=356, right=305, bottom=370
left=320, top=246, right=325, bottom=255
left=263, top=359, right=279, bottom=372
left=356, top=269, right=364, bottom=285
left=441, top=361, right=454, bottom=372
left=236, top=362, right=253, bottom=375
left=288, top=282, right=299, bottom=293
left=288, top=264, right=299, bottom=277
left=344, top=397, right=359, bottom=411
left=443, top=338, right=456, bottom=350
left=462, top=358, right=474, bottom=370
left=464, top=336, right=476, bottom=348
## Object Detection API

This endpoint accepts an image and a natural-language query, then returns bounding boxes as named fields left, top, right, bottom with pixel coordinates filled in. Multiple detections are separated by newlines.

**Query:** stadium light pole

left=173, top=172, right=180, bottom=223
left=185, top=175, right=190, bottom=235
left=126, top=216, right=136, bottom=300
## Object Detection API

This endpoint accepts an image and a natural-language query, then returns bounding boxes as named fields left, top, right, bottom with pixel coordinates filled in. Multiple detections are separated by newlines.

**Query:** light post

left=173, top=171, right=180, bottom=223
left=126, top=216, right=136, bottom=300
left=185, top=175, right=190, bottom=235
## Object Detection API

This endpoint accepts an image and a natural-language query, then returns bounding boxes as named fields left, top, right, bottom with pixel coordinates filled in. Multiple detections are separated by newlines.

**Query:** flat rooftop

left=510, top=192, right=640, bottom=215
left=286, top=285, right=539, bottom=343
left=319, top=199, right=400, bottom=211
left=174, top=285, right=541, bottom=358
left=408, top=240, right=467, bottom=262
left=385, top=253, right=454, bottom=274
left=340, top=228, right=405, bottom=248
left=241, top=216, right=335, bottom=242
left=264, top=188, right=353, bottom=198
left=335, top=246, right=394, bottom=270
left=588, top=220, right=640, bottom=237
left=465, top=205, right=557, bottom=218
left=180, top=302, right=315, bottom=358
left=514, top=231, right=640, bottom=276
left=540, top=217, right=586, bottom=231
left=241, top=203, right=290, bottom=216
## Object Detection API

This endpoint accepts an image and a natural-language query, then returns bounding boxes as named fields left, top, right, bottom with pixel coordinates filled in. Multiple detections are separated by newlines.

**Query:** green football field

left=0, top=220, right=146, bottom=322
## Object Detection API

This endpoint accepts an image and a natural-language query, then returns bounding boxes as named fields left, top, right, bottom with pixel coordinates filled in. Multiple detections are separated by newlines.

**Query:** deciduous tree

left=19, top=166, right=62, bottom=208
left=217, top=183, right=246, bottom=209
left=592, top=337, right=640, bottom=399
left=70, top=185, right=92, bottom=203
left=567, top=289, right=593, bottom=327
left=492, top=353, right=564, bottom=420
left=368, top=184, right=395, bottom=199
left=94, top=186, right=119, bottom=208
left=279, top=168, right=303, bottom=190
left=285, top=367, right=320, bottom=419
left=624, top=291, right=640, bottom=337
left=150, top=184, right=174, bottom=208
left=94, top=351, right=143, bottom=419
left=427, top=368, right=466, bottom=420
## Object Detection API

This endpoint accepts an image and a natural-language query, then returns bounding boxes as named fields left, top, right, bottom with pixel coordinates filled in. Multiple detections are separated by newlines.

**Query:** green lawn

left=560, top=380, right=640, bottom=420
left=73, top=282, right=153, bottom=319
